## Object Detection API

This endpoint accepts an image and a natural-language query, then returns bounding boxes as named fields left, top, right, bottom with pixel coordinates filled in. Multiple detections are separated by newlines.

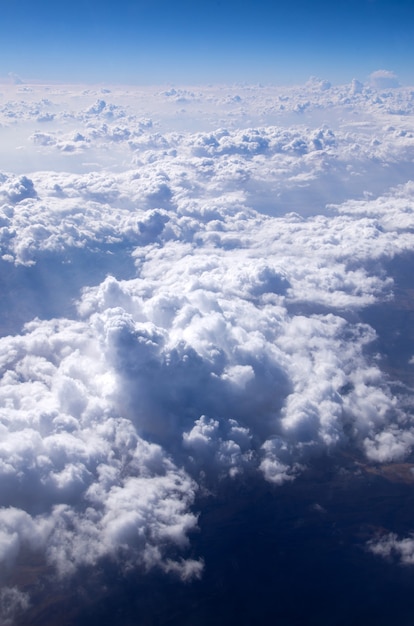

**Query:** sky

left=1, top=0, right=414, bottom=84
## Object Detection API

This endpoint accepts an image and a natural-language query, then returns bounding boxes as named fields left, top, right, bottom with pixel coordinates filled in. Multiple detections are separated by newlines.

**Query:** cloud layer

left=1, top=77, right=414, bottom=620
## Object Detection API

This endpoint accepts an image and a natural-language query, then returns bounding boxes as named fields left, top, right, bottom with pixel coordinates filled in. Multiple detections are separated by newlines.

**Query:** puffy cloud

left=350, top=78, right=363, bottom=95
left=369, top=69, right=400, bottom=90
left=368, top=533, right=414, bottom=566
left=0, top=175, right=36, bottom=204
left=305, top=76, right=332, bottom=91
left=363, top=427, right=414, bottom=463
left=0, top=317, right=201, bottom=587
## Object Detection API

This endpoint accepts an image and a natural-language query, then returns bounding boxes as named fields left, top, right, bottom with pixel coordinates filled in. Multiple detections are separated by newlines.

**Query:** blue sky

left=1, top=0, right=414, bottom=84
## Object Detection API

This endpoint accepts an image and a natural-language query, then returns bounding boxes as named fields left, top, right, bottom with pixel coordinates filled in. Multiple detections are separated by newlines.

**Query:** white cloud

left=0, top=174, right=37, bottom=204
left=368, top=533, right=414, bottom=565
left=0, top=317, right=201, bottom=585
left=369, top=69, right=400, bottom=90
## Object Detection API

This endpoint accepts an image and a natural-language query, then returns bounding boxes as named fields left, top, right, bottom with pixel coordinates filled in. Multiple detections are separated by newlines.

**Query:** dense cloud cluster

left=1, top=76, right=414, bottom=618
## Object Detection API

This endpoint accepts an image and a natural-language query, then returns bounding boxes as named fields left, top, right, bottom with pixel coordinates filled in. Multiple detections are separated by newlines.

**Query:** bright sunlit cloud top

left=1, top=0, right=414, bottom=84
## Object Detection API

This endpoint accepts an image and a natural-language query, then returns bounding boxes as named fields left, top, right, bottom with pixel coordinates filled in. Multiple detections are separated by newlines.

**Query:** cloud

left=369, top=69, right=400, bottom=89
left=0, top=175, right=37, bottom=204
left=7, top=73, right=24, bottom=85
left=0, top=317, right=201, bottom=586
left=368, top=533, right=414, bottom=566
left=0, top=587, right=30, bottom=626
left=2, top=79, right=414, bottom=619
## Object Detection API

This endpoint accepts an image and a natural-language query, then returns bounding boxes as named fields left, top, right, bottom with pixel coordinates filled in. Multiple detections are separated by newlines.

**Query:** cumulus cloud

left=1, top=79, right=414, bottom=618
left=0, top=316, right=201, bottom=585
left=368, top=533, right=414, bottom=565
left=369, top=69, right=400, bottom=89
left=0, top=174, right=36, bottom=204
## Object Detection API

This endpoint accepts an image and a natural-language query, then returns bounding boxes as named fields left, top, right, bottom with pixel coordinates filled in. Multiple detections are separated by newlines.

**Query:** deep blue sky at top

left=1, top=0, right=413, bottom=85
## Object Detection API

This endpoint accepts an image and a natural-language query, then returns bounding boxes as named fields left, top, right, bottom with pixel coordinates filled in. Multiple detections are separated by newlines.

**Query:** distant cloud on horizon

left=369, top=69, right=400, bottom=89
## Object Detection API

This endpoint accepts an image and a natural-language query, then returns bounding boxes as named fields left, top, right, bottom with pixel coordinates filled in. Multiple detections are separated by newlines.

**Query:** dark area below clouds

left=13, top=467, right=414, bottom=626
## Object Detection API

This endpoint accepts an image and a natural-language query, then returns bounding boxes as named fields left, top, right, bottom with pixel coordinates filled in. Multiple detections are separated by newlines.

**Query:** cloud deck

left=1, top=78, right=414, bottom=623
